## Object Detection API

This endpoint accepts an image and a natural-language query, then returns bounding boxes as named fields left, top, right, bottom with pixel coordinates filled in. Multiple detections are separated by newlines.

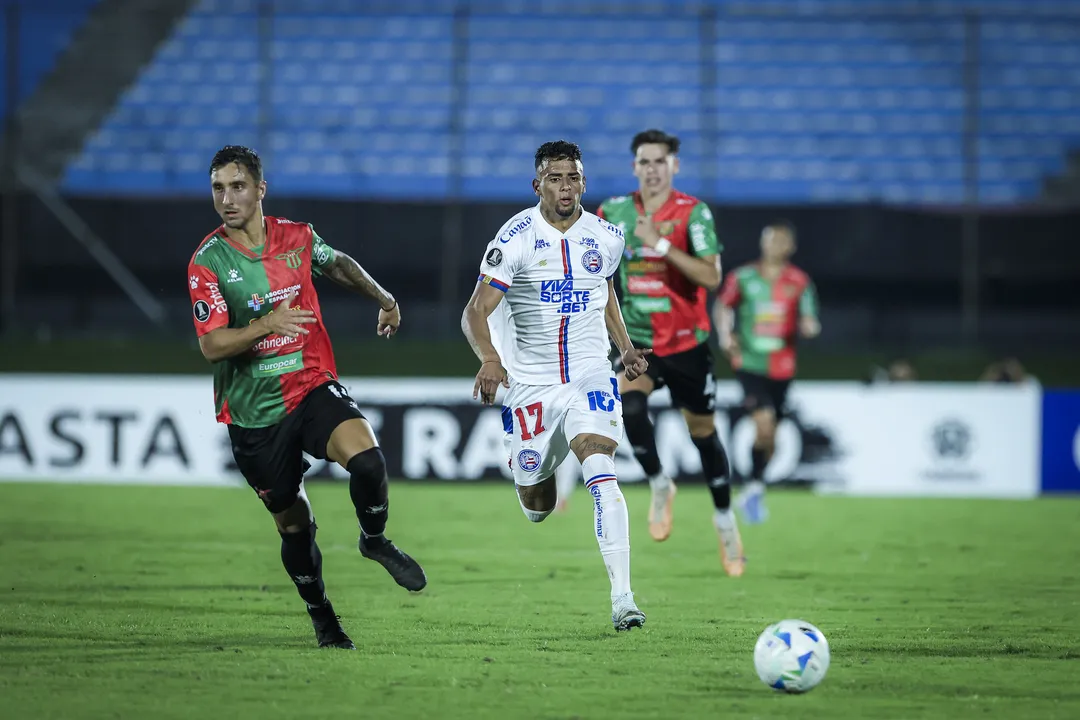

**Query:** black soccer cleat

left=359, top=535, right=427, bottom=592
left=307, top=603, right=356, bottom=650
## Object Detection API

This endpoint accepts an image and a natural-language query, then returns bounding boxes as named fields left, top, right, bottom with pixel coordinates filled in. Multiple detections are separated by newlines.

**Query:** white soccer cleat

left=611, top=592, right=646, bottom=632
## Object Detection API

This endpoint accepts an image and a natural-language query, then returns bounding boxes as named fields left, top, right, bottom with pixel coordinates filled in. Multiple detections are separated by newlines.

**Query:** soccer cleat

left=714, top=516, right=746, bottom=578
left=359, top=534, right=427, bottom=592
left=647, top=478, right=677, bottom=541
left=737, top=486, right=769, bottom=525
left=307, top=603, right=356, bottom=649
left=611, top=592, right=646, bottom=631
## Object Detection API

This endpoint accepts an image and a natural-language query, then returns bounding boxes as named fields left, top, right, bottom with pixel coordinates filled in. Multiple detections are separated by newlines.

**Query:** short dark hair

left=631, top=129, right=680, bottom=155
left=535, top=140, right=582, bottom=172
left=767, top=218, right=797, bottom=239
left=210, top=145, right=263, bottom=182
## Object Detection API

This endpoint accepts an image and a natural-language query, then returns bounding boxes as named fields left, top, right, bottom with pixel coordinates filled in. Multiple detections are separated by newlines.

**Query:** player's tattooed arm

left=322, top=251, right=396, bottom=310
left=322, top=251, right=401, bottom=337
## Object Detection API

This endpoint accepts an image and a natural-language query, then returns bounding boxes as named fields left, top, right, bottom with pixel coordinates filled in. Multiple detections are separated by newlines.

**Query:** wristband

left=654, top=237, right=672, bottom=257
left=382, top=300, right=397, bottom=312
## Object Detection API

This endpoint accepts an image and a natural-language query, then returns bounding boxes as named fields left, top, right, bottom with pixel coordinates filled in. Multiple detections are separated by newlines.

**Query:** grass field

left=1, top=481, right=1078, bottom=720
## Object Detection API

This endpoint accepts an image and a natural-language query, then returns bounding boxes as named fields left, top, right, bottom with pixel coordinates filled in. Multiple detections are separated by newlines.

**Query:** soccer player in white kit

left=462, top=141, right=652, bottom=631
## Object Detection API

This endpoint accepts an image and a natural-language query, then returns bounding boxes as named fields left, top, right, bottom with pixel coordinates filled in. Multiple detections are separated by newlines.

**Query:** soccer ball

left=753, top=619, right=830, bottom=693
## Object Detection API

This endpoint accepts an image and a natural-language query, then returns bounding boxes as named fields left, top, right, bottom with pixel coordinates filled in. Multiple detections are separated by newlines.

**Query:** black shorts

left=228, top=380, right=365, bottom=514
left=617, top=342, right=716, bottom=415
left=735, top=370, right=791, bottom=418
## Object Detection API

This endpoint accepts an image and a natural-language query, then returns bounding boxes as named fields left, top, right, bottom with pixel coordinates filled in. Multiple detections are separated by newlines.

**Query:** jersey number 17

left=514, top=402, right=546, bottom=441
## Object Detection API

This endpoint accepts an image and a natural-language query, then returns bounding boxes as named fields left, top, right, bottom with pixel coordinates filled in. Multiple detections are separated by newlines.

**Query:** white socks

left=745, top=479, right=766, bottom=495
left=713, top=508, right=736, bottom=531
left=647, top=472, right=671, bottom=491
left=582, top=453, right=632, bottom=599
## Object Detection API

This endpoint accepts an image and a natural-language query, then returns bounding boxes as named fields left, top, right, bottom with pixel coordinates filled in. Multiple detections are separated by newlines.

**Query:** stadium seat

left=57, top=0, right=1080, bottom=205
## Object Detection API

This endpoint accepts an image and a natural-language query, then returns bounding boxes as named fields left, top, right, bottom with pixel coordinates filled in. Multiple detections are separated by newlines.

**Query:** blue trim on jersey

left=560, top=238, right=573, bottom=280
left=478, top=273, right=509, bottom=292
left=558, top=316, right=570, bottom=383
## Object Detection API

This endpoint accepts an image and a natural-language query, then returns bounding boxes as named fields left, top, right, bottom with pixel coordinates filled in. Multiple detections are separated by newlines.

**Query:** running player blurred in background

left=715, top=220, right=820, bottom=524
left=593, top=129, right=743, bottom=576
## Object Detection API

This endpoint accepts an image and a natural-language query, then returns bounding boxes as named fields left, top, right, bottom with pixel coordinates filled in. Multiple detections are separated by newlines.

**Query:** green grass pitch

left=1, top=481, right=1078, bottom=719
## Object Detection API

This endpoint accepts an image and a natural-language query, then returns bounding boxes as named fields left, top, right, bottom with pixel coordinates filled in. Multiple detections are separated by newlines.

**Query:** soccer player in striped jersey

left=715, top=220, right=820, bottom=524
left=188, top=146, right=425, bottom=650
left=463, top=140, right=652, bottom=631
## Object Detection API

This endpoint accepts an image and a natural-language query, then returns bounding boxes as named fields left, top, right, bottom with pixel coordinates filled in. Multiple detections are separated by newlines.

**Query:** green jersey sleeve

left=799, top=279, right=819, bottom=319
left=688, top=202, right=721, bottom=257
left=309, top=225, right=337, bottom=277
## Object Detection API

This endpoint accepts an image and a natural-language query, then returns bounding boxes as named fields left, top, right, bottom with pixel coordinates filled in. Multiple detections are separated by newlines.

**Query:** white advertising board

left=0, top=374, right=1041, bottom=498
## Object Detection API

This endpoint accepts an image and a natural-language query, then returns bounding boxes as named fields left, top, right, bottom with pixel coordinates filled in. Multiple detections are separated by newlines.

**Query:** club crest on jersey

left=656, top=220, right=679, bottom=237
left=248, top=293, right=265, bottom=311
left=485, top=247, right=503, bottom=267
left=581, top=249, right=603, bottom=275
left=275, top=246, right=305, bottom=269
left=517, top=449, right=541, bottom=472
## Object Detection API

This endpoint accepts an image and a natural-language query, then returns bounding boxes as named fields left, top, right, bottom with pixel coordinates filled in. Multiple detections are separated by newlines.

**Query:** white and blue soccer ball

left=753, top=619, right=830, bottom=693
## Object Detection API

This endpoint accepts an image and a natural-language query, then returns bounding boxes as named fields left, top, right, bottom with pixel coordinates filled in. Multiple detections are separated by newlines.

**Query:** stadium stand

left=51, top=0, right=1080, bottom=205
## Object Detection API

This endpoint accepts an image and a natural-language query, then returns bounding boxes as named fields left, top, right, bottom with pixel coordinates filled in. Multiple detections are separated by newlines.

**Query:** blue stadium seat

left=59, top=1, right=1080, bottom=204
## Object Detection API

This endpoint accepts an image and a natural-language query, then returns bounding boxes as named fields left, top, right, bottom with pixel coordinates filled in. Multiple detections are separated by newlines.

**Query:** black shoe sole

left=359, top=542, right=427, bottom=592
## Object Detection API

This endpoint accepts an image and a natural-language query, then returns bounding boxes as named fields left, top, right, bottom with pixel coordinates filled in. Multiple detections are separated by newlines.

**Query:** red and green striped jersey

left=718, top=263, right=818, bottom=380
left=187, top=217, right=339, bottom=428
left=597, top=190, right=721, bottom=356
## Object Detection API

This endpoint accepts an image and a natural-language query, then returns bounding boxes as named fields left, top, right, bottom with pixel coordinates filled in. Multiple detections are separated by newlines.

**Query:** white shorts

left=502, top=370, right=624, bottom=487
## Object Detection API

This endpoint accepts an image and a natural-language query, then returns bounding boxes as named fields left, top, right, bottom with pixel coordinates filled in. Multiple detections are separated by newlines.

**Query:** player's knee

left=269, top=493, right=310, bottom=526
left=752, top=411, right=777, bottom=438
left=517, top=481, right=556, bottom=521
left=345, top=447, right=387, bottom=486
left=684, top=412, right=716, bottom=438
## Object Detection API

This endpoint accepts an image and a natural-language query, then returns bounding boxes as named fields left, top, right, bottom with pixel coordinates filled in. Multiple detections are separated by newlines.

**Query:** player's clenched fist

left=621, top=347, right=653, bottom=381
left=473, top=359, right=509, bottom=406
left=378, top=301, right=400, bottom=339
left=260, top=291, right=316, bottom=338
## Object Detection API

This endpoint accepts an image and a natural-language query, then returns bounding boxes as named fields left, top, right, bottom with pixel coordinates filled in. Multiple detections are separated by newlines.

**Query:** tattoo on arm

left=324, top=252, right=394, bottom=308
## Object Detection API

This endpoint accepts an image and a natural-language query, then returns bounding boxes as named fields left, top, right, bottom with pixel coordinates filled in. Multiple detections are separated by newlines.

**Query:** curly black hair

left=209, top=145, right=263, bottom=182
left=631, top=129, right=680, bottom=155
left=534, top=140, right=583, bottom=172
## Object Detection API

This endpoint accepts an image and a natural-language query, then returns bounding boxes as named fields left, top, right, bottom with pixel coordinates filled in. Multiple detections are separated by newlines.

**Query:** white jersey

left=479, top=203, right=626, bottom=386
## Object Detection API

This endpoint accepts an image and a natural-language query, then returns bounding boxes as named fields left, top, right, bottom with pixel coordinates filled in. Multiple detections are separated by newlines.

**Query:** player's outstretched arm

left=605, top=279, right=652, bottom=381
left=321, top=251, right=395, bottom=307
left=321, top=251, right=400, bottom=337
left=462, top=281, right=509, bottom=404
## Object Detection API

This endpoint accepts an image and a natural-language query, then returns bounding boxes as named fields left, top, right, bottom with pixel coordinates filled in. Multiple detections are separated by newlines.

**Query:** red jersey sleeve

left=188, top=262, right=230, bottom=336
left=718, top=269, right=742, bottom=308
